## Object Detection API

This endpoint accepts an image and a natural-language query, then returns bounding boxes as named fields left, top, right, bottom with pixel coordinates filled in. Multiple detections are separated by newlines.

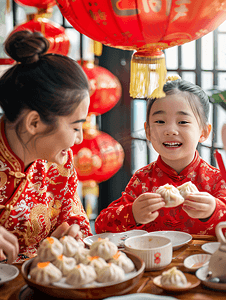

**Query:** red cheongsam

left=95, top=151, right=226, bottom=235
left=0, top=119, right=92, bottom=258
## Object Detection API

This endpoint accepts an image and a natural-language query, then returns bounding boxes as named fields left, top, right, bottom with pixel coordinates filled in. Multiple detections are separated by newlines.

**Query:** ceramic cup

left=124, top=235, right=172, bottom=271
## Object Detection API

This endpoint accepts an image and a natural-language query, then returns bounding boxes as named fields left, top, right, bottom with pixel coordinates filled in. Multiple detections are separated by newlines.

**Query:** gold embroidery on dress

left=25, top=204, right=51, bottom=246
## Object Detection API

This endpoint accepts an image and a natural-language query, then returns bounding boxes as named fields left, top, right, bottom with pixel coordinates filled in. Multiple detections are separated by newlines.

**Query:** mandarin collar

left=0, top=118, right=25, bottom=172
left=156, top=150, right=200, bottom=181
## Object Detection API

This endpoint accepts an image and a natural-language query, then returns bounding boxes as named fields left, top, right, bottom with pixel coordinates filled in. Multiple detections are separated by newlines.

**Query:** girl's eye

left=179, top=121, right=189, bottom=124
left=155, top=120, right=165, bottom=124
left=74, top=128, right=80, bottom=132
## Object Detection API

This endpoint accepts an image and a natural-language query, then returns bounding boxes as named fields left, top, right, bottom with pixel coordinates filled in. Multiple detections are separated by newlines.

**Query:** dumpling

left=96, top=263, right=125, bottom=283
left=108, top=251, right=135, bottom=273
left=87, top=256, right=108, bottom=274
left=52, top=254, right=76, bottom=276
left=73, top=247, right=90, bottom=264
left=59, top=235, right=81, bottom=257
left=37, top=237, right=63, bottom=261
left=65, top=263, right=97, bottom=287
left=30, top=261, right=62, bottom=285
left=89, top=238, right=118, bottom=260
left=160, top=267, right=187, bottom=287
left=156, top=183, right=184, bottom=207
left=177, top=182, right=199, bottom=199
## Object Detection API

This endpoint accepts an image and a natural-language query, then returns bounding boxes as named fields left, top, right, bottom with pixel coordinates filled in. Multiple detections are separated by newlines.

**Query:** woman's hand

left=51, top=222, right=83, bottom=241
left=132, top=193, right=165, bottom=225
left=182, top=192, right=216, bottom=220
left=0, top=226, right=19, bottom=264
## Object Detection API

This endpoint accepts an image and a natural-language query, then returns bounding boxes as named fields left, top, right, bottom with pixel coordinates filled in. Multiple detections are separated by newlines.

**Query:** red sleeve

left=95, top=173, right=146, bottom=233
left=52, top=150, right=92, bottom=238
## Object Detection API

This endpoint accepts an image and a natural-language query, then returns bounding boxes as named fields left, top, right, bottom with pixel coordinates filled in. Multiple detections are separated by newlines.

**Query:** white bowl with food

left=124, top=235, right=172, bottom=271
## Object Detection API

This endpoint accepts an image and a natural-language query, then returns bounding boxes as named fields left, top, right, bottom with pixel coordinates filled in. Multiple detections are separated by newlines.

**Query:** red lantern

left=79, top=61, right=122, bottom=115
left=56, top=0, right=226, bottom=98
left=71, top=121, right=124, bottom=183
left=11, top=14, right=70, bottom=56
left=15, top=0, right=56, bottom=9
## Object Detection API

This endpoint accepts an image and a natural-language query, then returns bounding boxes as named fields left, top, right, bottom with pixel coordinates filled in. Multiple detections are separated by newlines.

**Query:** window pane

left=181, top=41, right=196, bottom=70
left=165, top=46, right=178, bottom=70
left=199, top=146, right=211, bottom=165
left=131, top=140, right=147, bottom=173
left=202, top=72, right=213, bottom=91
left=181, top=72, right=196, bottom=83
left=218, top=20, right=226, bottom=32
left=216, top=105, right=226, bottom=148
left=131, top=100, right=147, bottom=173
left=218, top=73, right=226, bottom=90
left=201, top=32, right=213, bottom=70
left=218, top=33, right=226, bottom=70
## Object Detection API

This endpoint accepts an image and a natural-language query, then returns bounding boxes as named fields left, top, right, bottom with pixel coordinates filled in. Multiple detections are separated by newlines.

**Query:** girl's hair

left=0, top=30, right=89, bottom=135
left=146, top=79, right=210, bottom=130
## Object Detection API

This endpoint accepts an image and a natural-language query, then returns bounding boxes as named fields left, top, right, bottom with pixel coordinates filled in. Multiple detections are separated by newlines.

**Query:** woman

left=0, top=30, right=92, bottom=260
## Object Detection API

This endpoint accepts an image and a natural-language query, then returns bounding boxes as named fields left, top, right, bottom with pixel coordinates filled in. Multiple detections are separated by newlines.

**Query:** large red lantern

left=56, top=0, right=226, bottom=98
left=79, top=61, right=122, bottom=115
left=71, top=121, right=124, bottom=183
left=15, top=0, right=56, bottom=9
left=11, top=15, right=70, bottom=56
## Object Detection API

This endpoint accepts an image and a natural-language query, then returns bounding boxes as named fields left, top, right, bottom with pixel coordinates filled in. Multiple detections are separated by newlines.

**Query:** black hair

left=146, top=79, right=210, bottom=130
left=0, top=30, right=89, bottom=137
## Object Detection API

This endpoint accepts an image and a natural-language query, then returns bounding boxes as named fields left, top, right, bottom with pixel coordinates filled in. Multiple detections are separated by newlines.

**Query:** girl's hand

left=0, top=226, right=19, bottom=264
left=132, top=193, right=165, bottom=225
left=182, top=192, right=216, bottom=219
left=51, top=222, right=83, bottom=241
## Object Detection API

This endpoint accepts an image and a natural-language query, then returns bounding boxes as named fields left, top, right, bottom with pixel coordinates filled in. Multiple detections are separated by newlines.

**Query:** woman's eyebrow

left=71, top=119, right=86, bottom=124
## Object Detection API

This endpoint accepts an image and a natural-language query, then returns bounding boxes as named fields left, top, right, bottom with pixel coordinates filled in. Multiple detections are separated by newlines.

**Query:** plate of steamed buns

left=21, top=235, right=145, bottom=299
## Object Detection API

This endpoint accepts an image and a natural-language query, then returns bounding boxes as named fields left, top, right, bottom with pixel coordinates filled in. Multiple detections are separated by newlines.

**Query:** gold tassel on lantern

left=130, top=49, right=167, bottom=99
left=93, top=40, right=103, bottom=56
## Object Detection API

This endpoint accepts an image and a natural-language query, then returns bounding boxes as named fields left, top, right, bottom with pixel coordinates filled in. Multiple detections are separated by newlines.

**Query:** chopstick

left=136, top=277, right=152, bottom=293
left=214, top=150, right=226, bottom=180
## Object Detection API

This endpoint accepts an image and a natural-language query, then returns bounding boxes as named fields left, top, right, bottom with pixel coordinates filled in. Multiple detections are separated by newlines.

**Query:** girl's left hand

left=51, top=222, right=83, bottom=241
left=182, top=192, right=216, bottom=219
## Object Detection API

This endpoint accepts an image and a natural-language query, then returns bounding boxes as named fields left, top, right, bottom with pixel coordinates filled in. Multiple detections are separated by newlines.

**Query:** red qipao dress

left=95, top=151, right=226, bottom=235
left=0, top=119, right=92, bottom=258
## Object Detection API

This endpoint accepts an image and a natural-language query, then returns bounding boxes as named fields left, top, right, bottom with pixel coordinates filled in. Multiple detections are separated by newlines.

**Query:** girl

left=95, top=77, right=226, bottom=235
left=0, top=30, right=92, bottom=260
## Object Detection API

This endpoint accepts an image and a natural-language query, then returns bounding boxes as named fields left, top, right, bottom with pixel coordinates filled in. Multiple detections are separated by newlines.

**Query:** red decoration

left=11, top=16, right=70, bottom=56
left=71, top=121, right=124, bottom=183
left=56, top=0, right=226, bottom=98
left=56, top=0, right=226, bottom=51
left=79, top=61, right=122, bottom=115
left=15, top=0, right=56, bottom=9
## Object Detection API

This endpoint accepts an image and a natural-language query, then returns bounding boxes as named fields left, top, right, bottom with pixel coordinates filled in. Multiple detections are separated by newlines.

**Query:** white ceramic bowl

left=184, top=254, right=211, bottom=272
left=124, top=235, right=172, bottom=271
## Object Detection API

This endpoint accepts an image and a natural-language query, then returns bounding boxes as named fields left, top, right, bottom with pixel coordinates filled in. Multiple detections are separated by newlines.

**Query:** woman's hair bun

left=4, top=30, right=50, bottom=64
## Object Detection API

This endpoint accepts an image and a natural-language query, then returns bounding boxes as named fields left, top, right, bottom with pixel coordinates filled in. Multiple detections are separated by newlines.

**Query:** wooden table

left=1, top=235, right=225, bottom=300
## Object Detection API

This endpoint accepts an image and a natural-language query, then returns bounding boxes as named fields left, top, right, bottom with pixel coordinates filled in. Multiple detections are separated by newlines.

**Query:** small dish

left=83, top=230, right=147, bottom=248
left=153, top=273, right=200, bottom=292
left=184, top=254, right=211, bottom=272
left=201, top=242, right=220, bottom=254
left=0, top=264, right=19, bottom=286
left=196, top=265, right=226, bottom=291
left=143, top=231, right=192, bottom=250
